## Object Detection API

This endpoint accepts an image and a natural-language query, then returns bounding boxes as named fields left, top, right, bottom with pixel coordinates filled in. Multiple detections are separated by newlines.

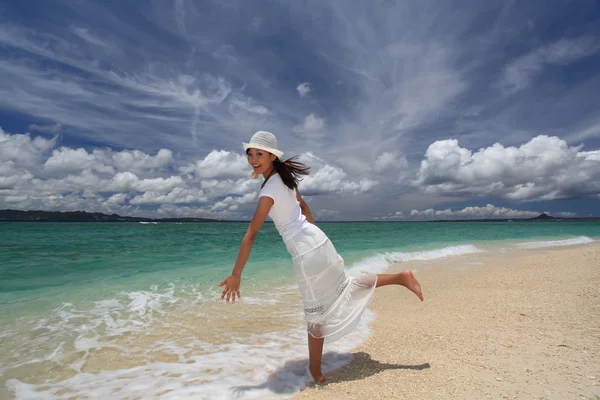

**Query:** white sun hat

left=242, top=131, right=284, bottom=159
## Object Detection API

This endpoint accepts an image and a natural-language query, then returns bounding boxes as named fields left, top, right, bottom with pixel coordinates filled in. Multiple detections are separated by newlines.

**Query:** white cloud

left=0, top=129, right=201, bottom=214
left=301, top=151, right=326, bottom=164
left=294, top=113, right=325, bottom=135
left=69, top=26, right=110, bottom=48
left=386, top=43, right=467, bottom=132
left=554, top=212, right=577, bottom=218
left=0, top=128, right=380, bottom=219
left=567, top=122, right=600, bottom=143
left=199, top=178, right=258, bottom=198
left=408, top=204, right=540, bottom=220
left=316, top=209, right=340, bottom=220
left=502, top=37, right=598, bottom=93
left=210, top=192, right=257, bottom=212
left=0, top=161, right=33, bottom=190
left=415, top=135, right=600, bottom=201
left=110, top=149, right=173, bottom=172
left=373, top=151, right=409, bottom=182
left=180, top=150, right=249, bottom=180
left=132, top=176, right=184, bottom=193
left=3, top=195, right=28, bottom=204
left=0, top=170, right=32, bottom=190
left=155, top=204, right=243, bottom=220
left=321, top=40, right=467, bottom=146
left=0, top=127, right=55, bottom=167
left=107, top=172, right=139, bottom=192
left=296, top=82, right=311, bottom=97
left=0, top=24, right=250, bottom=152
left=28, top=123, right=61, bottom=134
left=41, top=147, right=173, bottom=177
left=378, top=204, right=562, bottom=221
left=2, top=2, right=600, bottom=220
left=106, top=193, right=127, bottom=205
left=300, top=164, right=377, bottom=196
left=129, top=187, right=207, bottom=205
left=229, top=95, right=270, bottom=115
left=373, top=211, right=404, bottom=220
left=295, top=152, right=379, bottom=196
left=374, top=152, right=398, bottom=172
left=578, top=150, right=600, bottom=161
left=44, top=147, right=114, bottom=175
left=304, top=113, right=324, bottom=131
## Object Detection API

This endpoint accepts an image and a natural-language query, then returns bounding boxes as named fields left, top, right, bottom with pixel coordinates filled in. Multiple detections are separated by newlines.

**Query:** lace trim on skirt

left=303, top=274, right=375, bottom=325
left=303, top=274, right=349, bottom=318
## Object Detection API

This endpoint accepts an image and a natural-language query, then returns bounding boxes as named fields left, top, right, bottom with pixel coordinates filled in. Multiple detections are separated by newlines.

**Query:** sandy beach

left=295, top=243, right=600, bottom=400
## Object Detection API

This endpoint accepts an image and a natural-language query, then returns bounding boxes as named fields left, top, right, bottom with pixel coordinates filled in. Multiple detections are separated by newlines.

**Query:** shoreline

left=295, top=242, right=600, bottom=399
left=2, top=235, right=599, bottom=399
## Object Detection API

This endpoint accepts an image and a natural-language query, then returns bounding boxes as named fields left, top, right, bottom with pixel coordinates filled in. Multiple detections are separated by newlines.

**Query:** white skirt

left=284, top=223, right=377, bottom=343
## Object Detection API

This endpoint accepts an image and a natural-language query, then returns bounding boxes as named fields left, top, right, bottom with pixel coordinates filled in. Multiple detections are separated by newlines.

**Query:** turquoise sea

left=1, top=221, right=599, bottom=399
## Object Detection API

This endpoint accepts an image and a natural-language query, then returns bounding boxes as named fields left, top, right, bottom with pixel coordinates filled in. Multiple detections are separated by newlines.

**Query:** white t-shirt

left=259, top=173, right=307, bottom=242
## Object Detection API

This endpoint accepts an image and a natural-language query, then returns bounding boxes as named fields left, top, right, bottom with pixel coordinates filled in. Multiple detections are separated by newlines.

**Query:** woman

left=218, top=131, right=423, bottom=383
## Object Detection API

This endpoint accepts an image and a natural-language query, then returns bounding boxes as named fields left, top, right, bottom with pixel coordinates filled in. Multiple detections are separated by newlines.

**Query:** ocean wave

left=4, top=282, right=358, bottom=399
left=37, top=287, right=180, bottom=336
left=6, top=310, right=374, bottom=400
left=3, top=287, right=184, bottom=375
left=241, top=297, right=279, bottom=305
left=348, top=244, right=483, bottom=274
left=517, top=236, right=595, bottom=248
left=3, top=244, right=481, bottom=399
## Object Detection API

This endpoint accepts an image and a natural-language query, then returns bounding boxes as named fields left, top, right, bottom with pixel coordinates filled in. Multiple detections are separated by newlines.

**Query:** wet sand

left=295, top=243, right=600, bottom=400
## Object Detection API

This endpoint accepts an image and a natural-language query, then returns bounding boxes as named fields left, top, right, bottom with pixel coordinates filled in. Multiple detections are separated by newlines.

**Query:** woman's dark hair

left=246, top=149, right=309, bottom=189
left=272, top=156, right=310, bottom=190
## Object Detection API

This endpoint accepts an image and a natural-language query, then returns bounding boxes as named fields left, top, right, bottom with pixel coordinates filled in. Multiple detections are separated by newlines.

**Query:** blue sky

left=1, top=0, right=600, bottom=220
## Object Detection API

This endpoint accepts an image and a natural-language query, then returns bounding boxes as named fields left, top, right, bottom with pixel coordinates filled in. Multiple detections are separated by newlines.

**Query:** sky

left=1, top=0, right=600, bottom=221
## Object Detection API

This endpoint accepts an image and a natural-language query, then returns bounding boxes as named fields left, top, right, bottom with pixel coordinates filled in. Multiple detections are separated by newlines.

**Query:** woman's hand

left=217, top=274, right=241, bottom=303
left=218, top=196, right=272, bottom=304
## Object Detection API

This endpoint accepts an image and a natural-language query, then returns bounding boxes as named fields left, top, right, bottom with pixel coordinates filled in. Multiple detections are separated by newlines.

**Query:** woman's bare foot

left=309, top=367, right=325, bottom=384
left=399, top=270, right=424, bottom=301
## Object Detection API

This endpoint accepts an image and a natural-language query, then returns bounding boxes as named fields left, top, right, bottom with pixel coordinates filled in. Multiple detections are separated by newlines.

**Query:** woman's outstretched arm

left=295, top=188, right=314, bottom=224
left=218, top=196, right=273, bottom=303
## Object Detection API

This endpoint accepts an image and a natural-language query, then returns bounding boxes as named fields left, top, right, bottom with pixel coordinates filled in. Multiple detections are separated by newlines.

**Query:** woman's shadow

left=231, top=351, right=430, bottom=396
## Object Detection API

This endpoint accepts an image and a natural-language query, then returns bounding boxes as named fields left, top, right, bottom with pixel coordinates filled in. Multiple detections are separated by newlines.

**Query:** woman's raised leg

left=376, top=270, right=424, bottom=301
left=306, top=270, right=422, bottom=384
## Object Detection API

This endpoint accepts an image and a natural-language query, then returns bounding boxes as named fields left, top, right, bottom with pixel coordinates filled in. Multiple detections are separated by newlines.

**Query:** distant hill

left=524, top=212, right=600, bottom=222
left=530, top=212, right=555, bottom=220
left=2, top=209, right=599, bottom=223
left=430, top=213, right=600, bottom=223
left=0, top=209, right=216, bottom=222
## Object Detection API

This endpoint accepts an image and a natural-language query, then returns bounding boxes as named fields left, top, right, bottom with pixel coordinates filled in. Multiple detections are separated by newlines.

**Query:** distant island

left=431, top=212, right=600, bottom=222
left=0, top=209, right=217, bottom=222
left=1, top=210, right=599, bottom=223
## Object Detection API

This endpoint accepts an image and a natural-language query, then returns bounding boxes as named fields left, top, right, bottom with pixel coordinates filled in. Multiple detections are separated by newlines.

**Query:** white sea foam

left=45, top=289, right=178, bottom=338
left=6, top=310, right=374, bottom=400
left=517, top=236, right=595, bottom=248
left=242, top=297, right=279, bottom=305
left=126, top=287, right=179, bottom=316
left=4, top=280, right=365, bottom=399
left=348, top=244, right=483, bottom=275
left=5, top=243, right=479, bottom=399
left=46, top=342, right=65, bottom=362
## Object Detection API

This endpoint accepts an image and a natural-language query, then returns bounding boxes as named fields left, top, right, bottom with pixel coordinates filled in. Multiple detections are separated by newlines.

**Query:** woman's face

left=247, top=148, right=276, bottom=176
